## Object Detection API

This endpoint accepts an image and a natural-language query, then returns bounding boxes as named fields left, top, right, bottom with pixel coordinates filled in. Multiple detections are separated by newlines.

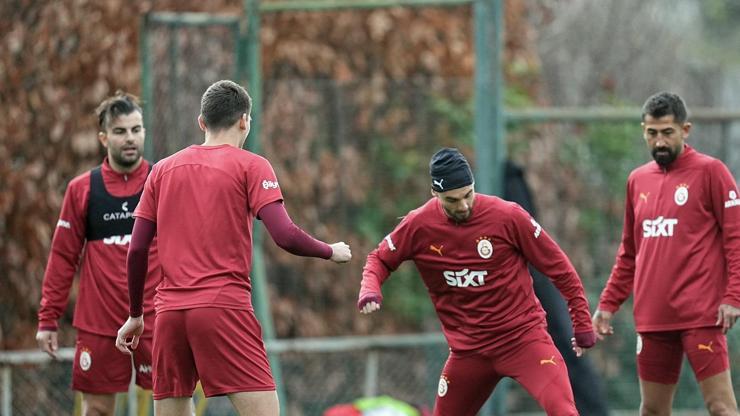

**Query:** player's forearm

left=259, top=202, right=332, bottom=259
left=359, top=252, right=391, bottom=299
left=127, top=218, right=155, bottom=317
left=37, top=244, right=83, bottom=329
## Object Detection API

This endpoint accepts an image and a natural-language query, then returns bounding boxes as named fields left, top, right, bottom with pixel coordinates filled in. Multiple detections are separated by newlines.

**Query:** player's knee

left=81, top=396, right=115, bottom=416
left=639, top=402, right=671, bottom=416
left=538, top=391, right=577, bottom=415
left=704, top=397, right=738, bottom=416
left=81, top=405, right=113, bottom=416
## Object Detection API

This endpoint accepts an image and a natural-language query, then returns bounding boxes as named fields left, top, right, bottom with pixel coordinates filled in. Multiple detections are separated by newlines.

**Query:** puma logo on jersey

left=103, top=234, right=132, bottom=245
left=57, top=219, right=71, bottom=229
left=642, top=216, right=678, bottom=238
left=138, top=364, right=152, bottom=374
left=443, top=269, right=487, bottom=287
left=639, top=192, right=650, bottom=203
left=429, top=245, right=444, bottom=256
left=698, top=342, right=713, bottom=353
left=433, top=178, right=444, bottom=190
left=540, top=356, right=557, bottom=366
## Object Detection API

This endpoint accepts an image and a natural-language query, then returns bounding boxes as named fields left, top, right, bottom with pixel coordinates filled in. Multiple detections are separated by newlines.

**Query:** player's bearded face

left=437, top=185, right=475, bottom=222
left=104, top=112, right=145, bottom=168
left=643, top=114, right=689, bottom=167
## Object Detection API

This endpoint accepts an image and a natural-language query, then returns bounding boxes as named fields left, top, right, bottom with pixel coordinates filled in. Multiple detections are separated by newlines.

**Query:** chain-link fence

left=2, top=330, right=740, bottom=415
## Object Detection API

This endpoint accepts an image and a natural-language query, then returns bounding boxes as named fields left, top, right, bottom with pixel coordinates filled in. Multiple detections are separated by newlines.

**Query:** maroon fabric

left=38, top=158, right=160, bottom=336
left=258, top=201, right=332, bottom=259
left=128, top=217, right=156, bottom=317
left=599, top=145, right=740, bottom=331
left=360, top=194, right=593, bottom=353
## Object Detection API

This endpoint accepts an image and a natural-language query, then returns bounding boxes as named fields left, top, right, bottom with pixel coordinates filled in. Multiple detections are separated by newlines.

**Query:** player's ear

left=431, top=188, right=437, bottom=198
left=197, top=115, right=207, bottom=132
left=238, top=113, right=250, bottom=131
left=97, top=131, right=108, bottom=148
left=681, top=121, right=692, bottom=138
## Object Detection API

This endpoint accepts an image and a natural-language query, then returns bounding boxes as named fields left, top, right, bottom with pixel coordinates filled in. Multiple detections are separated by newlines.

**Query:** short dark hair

left=200, top=80, right=252, bottom=132
left=96, top=90, right=142, bottom=130
left=641, top=92, right=688, bottom=123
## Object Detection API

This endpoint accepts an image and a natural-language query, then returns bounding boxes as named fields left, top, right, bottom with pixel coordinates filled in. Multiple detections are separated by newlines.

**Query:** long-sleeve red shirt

left=599, top=145, right=740, bottom=332
left=38, top=159, right=161, bottom=337
left=359, top=194, right=593, bottom=352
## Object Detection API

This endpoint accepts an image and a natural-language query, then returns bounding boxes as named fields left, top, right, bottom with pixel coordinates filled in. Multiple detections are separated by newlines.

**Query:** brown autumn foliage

left=0, top=0, right=540, bottom=349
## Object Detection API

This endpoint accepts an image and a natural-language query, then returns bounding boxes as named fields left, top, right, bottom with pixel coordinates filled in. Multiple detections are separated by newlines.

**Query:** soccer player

left=593, top=92, right=740, bottom=416
left=115, top=80, right=351, bottom=416
left=36, top=91, right=160, bottom=415
left=358, top=148, right=596, bottom=416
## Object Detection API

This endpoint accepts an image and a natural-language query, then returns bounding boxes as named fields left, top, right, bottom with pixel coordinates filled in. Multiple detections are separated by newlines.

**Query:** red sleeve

left=598, top=179, right=637, bottom=313
left=133, top=166, right=157, bottom=223
left=358, top=215, right=416, bottom=307
left=127, top=218, right=156, bottom=317
left=709, top=161, right=740, bottom=307
left=38, top=175, right=89, bottom=331
left=509, top=204, right=593, bottom=333
left=258, top=201, right=332, bottom=259
left=246, top=156, right=284, bottom=216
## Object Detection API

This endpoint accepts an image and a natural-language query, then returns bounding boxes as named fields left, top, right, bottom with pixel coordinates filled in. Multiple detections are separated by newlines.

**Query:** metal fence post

left=2, top=367, right=11, bottom=416
left=363, top=351, right=380, bottom=398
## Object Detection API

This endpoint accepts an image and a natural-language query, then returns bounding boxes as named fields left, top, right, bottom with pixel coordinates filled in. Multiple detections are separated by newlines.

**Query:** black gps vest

left=85, top=166, right=149, bottom=241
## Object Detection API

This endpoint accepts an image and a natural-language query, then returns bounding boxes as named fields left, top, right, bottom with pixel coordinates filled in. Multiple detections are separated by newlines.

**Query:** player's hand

left=358, top=294, right=382, bottom=315
left=36, top=330, right=59, bottom=359
left=571, top=330, right=596, bottom=357
left=592, top=309, right=614, bottom=340
left=329, top=242, right=351, bottom=263
left=716, top=303, right=740, bottom=334
left=115, top=316, right=144, bottom=354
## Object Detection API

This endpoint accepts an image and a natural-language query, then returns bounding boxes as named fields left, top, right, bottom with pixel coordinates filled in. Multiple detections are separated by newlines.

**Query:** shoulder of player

left=477, top=193, right=518, bottom=215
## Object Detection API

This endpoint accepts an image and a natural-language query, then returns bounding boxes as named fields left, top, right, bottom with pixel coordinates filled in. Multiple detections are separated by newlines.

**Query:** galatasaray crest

left=674, top=184, right=689, bottom=206
left=476, top=236, right=493, bottom=259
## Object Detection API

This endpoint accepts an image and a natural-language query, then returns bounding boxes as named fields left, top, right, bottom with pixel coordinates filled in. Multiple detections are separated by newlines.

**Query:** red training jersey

left=134, top=144, right=283, bottom=313
left=599, top=145, right=740, bottom=331
left=38, top=159, right=161, bottom=337
left=360, top=194, right=593, bottom=352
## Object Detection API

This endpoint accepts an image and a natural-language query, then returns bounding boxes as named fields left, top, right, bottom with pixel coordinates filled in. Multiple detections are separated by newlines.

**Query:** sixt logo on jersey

left=262, top=180, right=279, bottom=190
left=443, top=269, right=488, bottom=287
left=642, top=216, right=678, bottom=238
left=103, top=234, right=132, bottom=245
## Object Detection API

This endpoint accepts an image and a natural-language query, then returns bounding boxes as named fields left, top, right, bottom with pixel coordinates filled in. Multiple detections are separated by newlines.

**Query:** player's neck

left=202, top=131, right=243, bottom=148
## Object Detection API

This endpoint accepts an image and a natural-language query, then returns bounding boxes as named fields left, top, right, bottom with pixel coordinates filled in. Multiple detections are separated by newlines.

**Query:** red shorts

left=152, top=307, right=275, bottom=400
left=72, top=330, right=153, bottom=394
left=637, top=327, right=729, bottom=384
left=434, top=325, right=577, bottom=416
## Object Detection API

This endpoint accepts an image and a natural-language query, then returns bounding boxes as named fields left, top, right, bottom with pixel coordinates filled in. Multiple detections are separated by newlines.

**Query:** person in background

left=504, top=160, right=610, bottom=416
left=594, top=91, right=739, bottom=416
left=36, top=91, right=160, bottom=415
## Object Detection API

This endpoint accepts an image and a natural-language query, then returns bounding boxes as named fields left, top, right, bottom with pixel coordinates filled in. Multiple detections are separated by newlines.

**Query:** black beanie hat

left=429, top=148, right=474, bottom=192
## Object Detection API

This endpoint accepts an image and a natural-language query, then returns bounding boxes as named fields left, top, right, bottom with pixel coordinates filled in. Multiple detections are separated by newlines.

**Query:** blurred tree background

left=2, top=0, right=740, bottom=412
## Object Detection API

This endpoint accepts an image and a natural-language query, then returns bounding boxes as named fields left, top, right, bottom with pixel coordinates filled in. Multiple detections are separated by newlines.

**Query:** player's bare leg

left=698, top=370, right=739, bottom=416
left=155, top=397, right=193, bottom=416
left=639, top=380, right=676, bottom=416
left=80, top=393, right=116, bottom=416
left=229, top=390, right=279, bottom=416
